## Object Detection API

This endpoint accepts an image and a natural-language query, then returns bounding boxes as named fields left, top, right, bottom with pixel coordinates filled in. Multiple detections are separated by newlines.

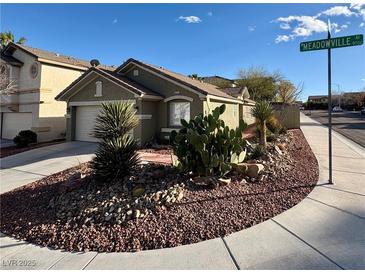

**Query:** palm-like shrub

left=93, top=102, right=138, bottom=140
left=91, top=102, right=139, bottom=181
left=92, top=136, right=139, bottom=180
left=251, top=101, right=274, bottom=148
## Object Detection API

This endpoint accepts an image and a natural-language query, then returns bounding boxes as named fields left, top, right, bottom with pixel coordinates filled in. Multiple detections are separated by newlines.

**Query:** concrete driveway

left=0, top=141, right=97, bottom=194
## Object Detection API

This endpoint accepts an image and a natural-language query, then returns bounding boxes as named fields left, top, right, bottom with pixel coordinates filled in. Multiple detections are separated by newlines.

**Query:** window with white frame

left=133, top=69, right=139, bottom=76
left=169, top=101, right=190, bottom=126
left=233, top=107, right=237, bottom=118
left=95, top=81, right=102, bottom=97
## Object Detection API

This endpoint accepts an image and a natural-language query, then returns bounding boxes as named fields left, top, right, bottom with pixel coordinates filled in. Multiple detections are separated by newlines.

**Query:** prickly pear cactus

left=170, top=105, right=248, bottom=177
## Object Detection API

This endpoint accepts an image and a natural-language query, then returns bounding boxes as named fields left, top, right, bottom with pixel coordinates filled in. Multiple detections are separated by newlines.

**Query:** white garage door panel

left=75, top=106, right=100, bottom=142
left=2, top=113, right=32, bottom=140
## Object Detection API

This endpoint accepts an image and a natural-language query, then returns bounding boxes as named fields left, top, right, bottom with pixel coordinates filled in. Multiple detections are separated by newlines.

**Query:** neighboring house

left=201, top=75, right=236, bottom=88
left=56, top=58, right=255, bottom=144
left=221, top=86, right=255, bottom=125
left=0, top=42, right=113, bottom=142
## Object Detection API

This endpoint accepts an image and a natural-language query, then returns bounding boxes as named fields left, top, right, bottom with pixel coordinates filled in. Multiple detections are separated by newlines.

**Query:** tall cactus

left=170, top=105, right=248, bottom=177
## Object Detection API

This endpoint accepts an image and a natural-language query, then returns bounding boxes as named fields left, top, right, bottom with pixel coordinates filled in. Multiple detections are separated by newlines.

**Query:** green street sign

left=300, top=34, right=363, bottom=52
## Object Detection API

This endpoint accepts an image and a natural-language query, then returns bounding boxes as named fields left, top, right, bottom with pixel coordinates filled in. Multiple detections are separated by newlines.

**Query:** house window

left=233, top=107, right=237, bottom=118
left=133, top=69, right=139, bottom=76
left=170, top=101, right=190, bottom=126
left=95, top=81, right=102, bottom=97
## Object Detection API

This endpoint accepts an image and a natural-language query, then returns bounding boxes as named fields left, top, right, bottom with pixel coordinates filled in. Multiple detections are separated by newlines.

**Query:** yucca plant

left=251, top=101, right=274, bottom=148
left=92, top=136, right=139, bottom=181
left=91, top=101, right=140, bottom=181
left=93, top=101, right=138, bottom=140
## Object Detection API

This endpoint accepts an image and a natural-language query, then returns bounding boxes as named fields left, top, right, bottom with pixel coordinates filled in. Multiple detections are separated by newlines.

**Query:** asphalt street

left=302, top=110, right=365, bottom=148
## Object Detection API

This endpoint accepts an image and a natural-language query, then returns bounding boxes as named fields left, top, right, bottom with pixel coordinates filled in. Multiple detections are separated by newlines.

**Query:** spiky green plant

left=93, top=101, right=138, bottom=140
left=91, top=101, right=139, bottom=181
left=92, top=136, right=139, bottom=181
left=170, top=105, right=248, bottom=177
left=251, top=101, right=274, bottom=148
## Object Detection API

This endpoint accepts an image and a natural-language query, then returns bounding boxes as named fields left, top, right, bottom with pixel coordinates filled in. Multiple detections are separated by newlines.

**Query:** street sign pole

left=300, top=33, right=363, bottom=185
left=327, top=30, right=333, bottom=185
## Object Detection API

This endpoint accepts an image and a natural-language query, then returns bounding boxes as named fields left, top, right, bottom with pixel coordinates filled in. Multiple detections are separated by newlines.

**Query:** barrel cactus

left=170, top=105, right=247, bottom=177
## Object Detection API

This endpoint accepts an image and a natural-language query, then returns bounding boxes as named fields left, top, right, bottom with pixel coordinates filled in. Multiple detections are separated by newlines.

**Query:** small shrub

left=92, top=136, right=139, bottom=181
left=250, top=145, right=266, bottom=159
left=266, top=131, right=277, bottom=142
left=251, top=101, right=274, bottom=148
left=13, top=130, right=37, bottom=148
left=170, top=105, right=248, bottom=177
left=91, top=102, right=139, bottom=181
left=267, top=116, right=282, bottom=135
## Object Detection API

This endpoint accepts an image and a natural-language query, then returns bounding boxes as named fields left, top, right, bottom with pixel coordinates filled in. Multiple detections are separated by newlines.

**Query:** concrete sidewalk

left=0, top=114, right=364, bottom=269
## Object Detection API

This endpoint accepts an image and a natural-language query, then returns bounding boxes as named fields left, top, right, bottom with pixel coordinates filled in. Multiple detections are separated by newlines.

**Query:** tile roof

left=117, top=58, right=238, bottom=100
left=55, top=67, right=162, bottom=100
left=4, top=42, right=115, bottom=71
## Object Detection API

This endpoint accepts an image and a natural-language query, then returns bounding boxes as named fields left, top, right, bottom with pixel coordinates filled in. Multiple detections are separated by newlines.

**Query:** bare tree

left=276, top=80, right=304, bottom=104
left=0, top=66, right=17, bottom=95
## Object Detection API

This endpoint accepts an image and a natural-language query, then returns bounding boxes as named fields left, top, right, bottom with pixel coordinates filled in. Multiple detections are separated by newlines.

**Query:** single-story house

left=55, top=58, right=255, bottom=144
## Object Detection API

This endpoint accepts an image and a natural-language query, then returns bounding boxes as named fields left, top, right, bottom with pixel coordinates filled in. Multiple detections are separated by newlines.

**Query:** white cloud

left=274, top=4, right=365, bottom=43
left=112, top=18, right=118, bottom=24
left=177, top=16, right=202, bottom=24
left=275, top=35, right=291, bottom=43
left=319, top=6, right=355, bottom=17
left=276, top=15, right=327, bottom=39
left=248, top=26, right=256, bottom=32
left=207, top=11, right=213, bottom=16
left=350, top=3, right=365, bottom=11
left=279, top=23, right=291, bottom=30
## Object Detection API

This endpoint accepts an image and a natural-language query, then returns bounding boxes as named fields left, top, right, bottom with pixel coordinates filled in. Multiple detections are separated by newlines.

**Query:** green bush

left=13, top=130, right=37, bottom=148
left=251, top=101, right=274, bottom=148
left=266, top=116, right=282, bottom=135
left=250, top=145, right=266, bottom=159
left=91, top=102, right=139, bottom=181
left=92, top=136, right=139, bottom=180
left=170, top=105, right=248, bottom=177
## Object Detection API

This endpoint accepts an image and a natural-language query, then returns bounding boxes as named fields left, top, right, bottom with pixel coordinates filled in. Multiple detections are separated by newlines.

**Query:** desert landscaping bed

left=0, top=129, right=318, bottom=252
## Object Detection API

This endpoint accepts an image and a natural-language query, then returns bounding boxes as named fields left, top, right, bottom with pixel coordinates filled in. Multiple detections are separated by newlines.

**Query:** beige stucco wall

left=125, top=66, right=203, bottom=132
left=203, top=99, right=240, bottom=129
left=241, top=104, right=255, bottom=125
left=69, top=74, right=136, bottom=102
left=37, top=64, right=83, bottom=141
left=1, top=48, right=85, bottom=141
left=66, top=75, right=144, bottom=142
left=1, top=52, right=40, bottom=139
left=12, top=50, right=40, bottom=90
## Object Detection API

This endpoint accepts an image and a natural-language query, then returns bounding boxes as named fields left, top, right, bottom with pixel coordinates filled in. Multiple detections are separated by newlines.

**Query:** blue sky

left=1, top=3, right=364, bottom=100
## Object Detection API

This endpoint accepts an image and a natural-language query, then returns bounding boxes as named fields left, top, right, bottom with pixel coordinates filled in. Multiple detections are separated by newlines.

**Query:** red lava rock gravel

left=0, top=129, right=318, bottom=252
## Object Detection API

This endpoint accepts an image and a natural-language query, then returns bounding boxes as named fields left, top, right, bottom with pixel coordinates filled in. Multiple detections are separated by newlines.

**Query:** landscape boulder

left=234, top=163, right=265, bottom=178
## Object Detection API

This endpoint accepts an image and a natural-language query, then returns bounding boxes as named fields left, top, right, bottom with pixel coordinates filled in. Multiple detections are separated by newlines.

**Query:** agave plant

left=93, top=101, right=138, bottom=140
left=92, top=136, right=139, bottom=181
left=251, top=101, right=274, bottom=148
left=91, top=101, right=140, bottom=181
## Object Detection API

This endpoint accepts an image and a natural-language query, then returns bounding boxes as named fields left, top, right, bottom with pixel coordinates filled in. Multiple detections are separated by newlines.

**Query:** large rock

left=234, top=163, right=264, bottom=178
left=246, top=164, right=265, bottom=178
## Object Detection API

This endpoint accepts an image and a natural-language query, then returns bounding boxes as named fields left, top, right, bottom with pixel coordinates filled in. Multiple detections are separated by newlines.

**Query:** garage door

left=75, top=106, right=100, bottom=142
left=2, top=112, right=33, bottom=140
left=75, top=105, right=135, bottom=142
